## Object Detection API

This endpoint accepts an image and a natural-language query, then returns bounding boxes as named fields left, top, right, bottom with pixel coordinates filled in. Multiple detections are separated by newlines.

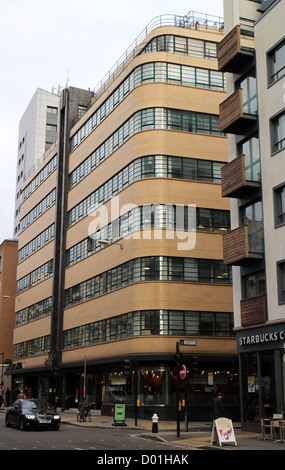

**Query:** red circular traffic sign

left=179, top=364, right=186, bottom=379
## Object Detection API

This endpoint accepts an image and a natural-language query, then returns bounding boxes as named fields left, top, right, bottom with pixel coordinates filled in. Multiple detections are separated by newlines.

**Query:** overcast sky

left=0, top=0, right=223, bottom=243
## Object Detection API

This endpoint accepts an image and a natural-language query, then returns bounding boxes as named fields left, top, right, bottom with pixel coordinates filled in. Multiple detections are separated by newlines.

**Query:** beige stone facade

left=11, top=12, right=238, bottom=419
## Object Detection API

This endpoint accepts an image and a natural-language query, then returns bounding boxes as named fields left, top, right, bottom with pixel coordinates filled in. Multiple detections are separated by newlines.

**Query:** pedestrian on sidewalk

left=211, top=392, right=227, bottom=445
left=17, top=389, right=26, bottom=399
left=5, top=388, right=10, bottom=407
left=212, top=392, right=226, bottom=420
left=26, top=388, right=33, bottom=398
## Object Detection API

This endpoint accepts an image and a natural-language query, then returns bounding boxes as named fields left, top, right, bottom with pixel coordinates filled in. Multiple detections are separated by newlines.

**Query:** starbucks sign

left=237, top=323, right=285, bottom=353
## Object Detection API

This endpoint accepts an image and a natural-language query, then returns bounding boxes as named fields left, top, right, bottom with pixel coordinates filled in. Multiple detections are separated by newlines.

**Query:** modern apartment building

left=14, top=88, right=60, bottom=237
left=218, top=0, right=285, bottom=430
left=10, top=11, right=238, bottom=420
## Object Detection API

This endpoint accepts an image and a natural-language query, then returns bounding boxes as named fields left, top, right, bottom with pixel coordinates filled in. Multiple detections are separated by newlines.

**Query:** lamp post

left=98, top=239, right=123, bottom=249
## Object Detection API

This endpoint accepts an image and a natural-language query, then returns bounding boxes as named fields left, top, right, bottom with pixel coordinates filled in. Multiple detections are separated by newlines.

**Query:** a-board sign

left=211, top=417, right=237, bottom=446
left=113, top=403, right=127, bottom=426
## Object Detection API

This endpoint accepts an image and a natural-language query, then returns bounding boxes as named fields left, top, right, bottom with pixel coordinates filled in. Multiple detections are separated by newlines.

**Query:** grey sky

left=0, top=0, right=223, bottom=242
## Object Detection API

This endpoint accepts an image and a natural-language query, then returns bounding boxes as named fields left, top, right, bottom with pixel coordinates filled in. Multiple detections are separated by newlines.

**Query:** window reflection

left=243, top=201, right=263, bottom=253
left=241, top=137, right=261, bottom=182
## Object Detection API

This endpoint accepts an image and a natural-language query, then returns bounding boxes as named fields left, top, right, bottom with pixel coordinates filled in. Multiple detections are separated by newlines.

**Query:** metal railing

left=23, top=140, right=57, bottom=182
left=92, top=11, right=224, bottom=98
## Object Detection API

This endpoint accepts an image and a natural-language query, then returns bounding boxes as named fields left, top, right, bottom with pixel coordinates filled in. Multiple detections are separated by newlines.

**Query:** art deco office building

left=11, top=11, right=237, bottom=420
left=218, top=0, right=285, bottom=430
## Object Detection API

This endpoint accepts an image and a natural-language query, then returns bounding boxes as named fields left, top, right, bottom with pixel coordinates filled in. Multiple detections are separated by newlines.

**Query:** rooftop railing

left=93, top=11, right=224, bottom=97
left=22, top=12, right=224, bottom=188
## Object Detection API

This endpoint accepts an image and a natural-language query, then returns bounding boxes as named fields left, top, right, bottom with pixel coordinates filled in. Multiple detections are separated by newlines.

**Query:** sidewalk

left=59, top=409, right=285, bottom=451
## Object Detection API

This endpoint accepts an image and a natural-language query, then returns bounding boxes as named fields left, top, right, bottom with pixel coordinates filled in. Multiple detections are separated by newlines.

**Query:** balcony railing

left=219, top=89, right=257, bottom=134
left=221, top=154, right=260, bottom=198
left=240, top=295, right=267, bottom=326
left=223, top=225, right=263, bottom=266
left=218, top=24, right=255, bottom=73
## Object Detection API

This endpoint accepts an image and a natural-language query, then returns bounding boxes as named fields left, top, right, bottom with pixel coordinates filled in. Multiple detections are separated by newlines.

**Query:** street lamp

left=98, top=239, right=123, bottom=249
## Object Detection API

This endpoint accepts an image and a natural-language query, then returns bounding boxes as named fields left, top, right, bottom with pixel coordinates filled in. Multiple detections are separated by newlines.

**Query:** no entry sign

left=179, top=364, right=186, bottom=379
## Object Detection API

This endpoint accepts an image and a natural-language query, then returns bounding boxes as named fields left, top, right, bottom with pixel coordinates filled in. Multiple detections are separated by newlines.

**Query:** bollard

left=185, top=411, right=188, bottom=432
left=151, top=413, right=159, bottom=433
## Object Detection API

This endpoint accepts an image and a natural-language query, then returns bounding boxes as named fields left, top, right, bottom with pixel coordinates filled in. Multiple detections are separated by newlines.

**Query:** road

left=0, top=414, right=188, bottom=452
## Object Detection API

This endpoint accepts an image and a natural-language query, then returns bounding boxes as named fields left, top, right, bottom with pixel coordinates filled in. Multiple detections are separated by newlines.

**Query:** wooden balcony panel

left=218, top=25, right=255, bottom=73
left=241, top=295, right=267, bottom=326
left=221, top=154, right=260, bottom=198
left=219, top=89, right=257, bottom=134
left=223, top=225, right=248, bottom=266
left=223, top=225, right=263, bottom=266
left=221, top=154, right=246, bottom=198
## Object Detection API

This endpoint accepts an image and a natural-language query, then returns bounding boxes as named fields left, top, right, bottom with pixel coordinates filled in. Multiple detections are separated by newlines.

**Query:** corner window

left=273, top=183, right=285, bottom=227
left=277, top=260, right=285, bottom=304
left=240, top=76, right=257, bottom=115
left=268, top=39, right=285, bottom=85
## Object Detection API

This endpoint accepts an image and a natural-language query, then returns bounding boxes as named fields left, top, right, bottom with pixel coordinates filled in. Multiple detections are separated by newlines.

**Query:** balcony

left=218, top=25, right=255, bottom=73
left=223, top=225, right=263, bottom=266
left=221, top=154, right=260, bottom=198
left=240, top=295, right=267, bottom=326
left=219, top=89, right=257, bottom=134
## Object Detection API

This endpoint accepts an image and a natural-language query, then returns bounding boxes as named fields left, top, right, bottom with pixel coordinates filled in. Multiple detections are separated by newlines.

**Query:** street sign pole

left=184, top=366, right=188, bottom=432
left=176, top=342, right=180, bottom=438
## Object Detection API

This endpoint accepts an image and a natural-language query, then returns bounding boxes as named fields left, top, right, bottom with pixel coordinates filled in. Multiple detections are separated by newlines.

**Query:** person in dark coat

left=211, top=393, right=227, bottom=445
left=26, top=388, right=32, bottom=398
left=5, top=388, right=10, bottom=407
left=212, top=392, right=226, bottom=420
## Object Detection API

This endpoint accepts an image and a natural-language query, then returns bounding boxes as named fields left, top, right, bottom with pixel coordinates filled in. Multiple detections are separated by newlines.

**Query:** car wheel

left=19, top=418, right=26, bottom=431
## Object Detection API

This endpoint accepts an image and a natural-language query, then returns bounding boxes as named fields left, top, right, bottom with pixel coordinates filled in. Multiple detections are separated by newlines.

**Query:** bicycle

left=77, top=402, right=94, bottom=422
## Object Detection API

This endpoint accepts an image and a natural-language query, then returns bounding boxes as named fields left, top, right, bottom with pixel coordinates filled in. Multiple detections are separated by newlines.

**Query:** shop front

left=8, top=354, right=240, bottom=421
left=237, top=323, right=285, bottom=432
left=98, top=355, right=239, bottom=421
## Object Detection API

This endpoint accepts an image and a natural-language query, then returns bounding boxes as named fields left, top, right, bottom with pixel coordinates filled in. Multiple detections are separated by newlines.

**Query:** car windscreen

left=22, top=400, right=48, bottom=409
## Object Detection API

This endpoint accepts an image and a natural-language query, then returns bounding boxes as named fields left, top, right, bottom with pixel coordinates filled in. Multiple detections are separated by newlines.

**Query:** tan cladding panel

left=15, top=356, right=50, bottom=370
left=16, top=240, right=54, bottom=280
left=13, top=315, right=51, bottom=344
left=64, top=232, right=224, bottom=288
left=62, top=336, right=236, bottom=364
left=68, top=130, right=227, bottom=212
left=69, top=83, right=225, bottom=174
left=66, top=178, right=229, bottom=248
left=63, top=282, right=233, bottom=331
left=116, top=177, right=227, bottom=210
left=16, top=277, right=53, bottom=312
left=18, top=206, right=56, bottom=250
